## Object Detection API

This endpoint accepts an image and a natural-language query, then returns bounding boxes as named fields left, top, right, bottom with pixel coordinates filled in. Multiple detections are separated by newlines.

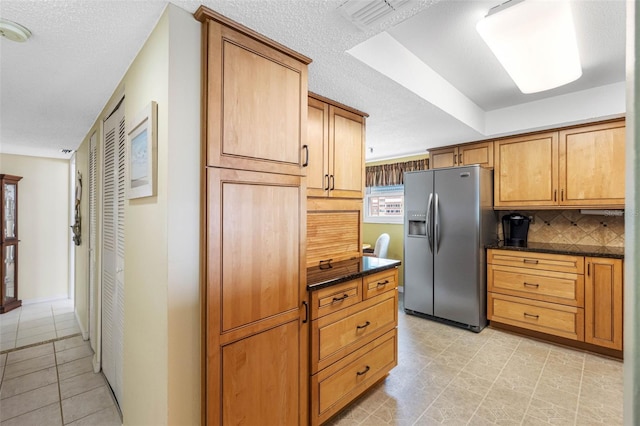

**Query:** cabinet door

left=207, top=168, right=307, bottom=425
left=559, top=121, right=625, bottom=207
left=459, top=141, right=493, bottom=168
left=222, top=321, right=300, bottom=425
left=584, top=257, right=623, bottom=350
left=208, top=168, right=303, bottom=332
left=329, top=106, right=364, bottom=198
left=205, top=21, right=308, bottom=175
left=494, top=132, right=558, bottom=208
left=429, top=146, right=458, bottom=169
left=307, top=97, right=330, bottom=197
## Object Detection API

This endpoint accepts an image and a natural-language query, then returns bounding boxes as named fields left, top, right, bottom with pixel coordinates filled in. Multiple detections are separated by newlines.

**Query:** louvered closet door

left=102, top=100, right=125, bottom=405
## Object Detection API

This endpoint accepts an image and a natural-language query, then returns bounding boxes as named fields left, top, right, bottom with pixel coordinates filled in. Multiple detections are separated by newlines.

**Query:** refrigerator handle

left=426, top=193, right=433, bottom=252
left=434, top=193, right=440, bottom=253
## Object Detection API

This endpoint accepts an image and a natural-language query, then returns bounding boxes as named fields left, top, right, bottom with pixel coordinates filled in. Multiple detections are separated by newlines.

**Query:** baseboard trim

left=22, top=295, right=70, bottom=305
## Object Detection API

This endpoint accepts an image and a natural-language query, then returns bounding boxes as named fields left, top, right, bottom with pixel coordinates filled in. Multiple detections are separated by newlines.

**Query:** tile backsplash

left=497, top=210, right=624, bottom=247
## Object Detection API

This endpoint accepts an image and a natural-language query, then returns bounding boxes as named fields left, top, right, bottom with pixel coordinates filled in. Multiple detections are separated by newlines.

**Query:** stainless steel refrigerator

left=403, top=165, right=496, bottom=332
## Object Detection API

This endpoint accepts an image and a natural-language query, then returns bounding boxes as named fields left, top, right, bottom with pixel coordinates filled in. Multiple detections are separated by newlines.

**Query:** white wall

left=0, top=154, right=70, bottom=302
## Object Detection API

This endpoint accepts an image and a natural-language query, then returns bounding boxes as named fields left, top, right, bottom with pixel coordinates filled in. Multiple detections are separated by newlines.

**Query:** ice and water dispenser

left=407, top=211, right=427, bottom=237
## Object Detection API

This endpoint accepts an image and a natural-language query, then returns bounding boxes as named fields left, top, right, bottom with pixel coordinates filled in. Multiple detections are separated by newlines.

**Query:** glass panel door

left=3, top=244, right=16, bottom=302
left=4, top=183, right=17, bottom=239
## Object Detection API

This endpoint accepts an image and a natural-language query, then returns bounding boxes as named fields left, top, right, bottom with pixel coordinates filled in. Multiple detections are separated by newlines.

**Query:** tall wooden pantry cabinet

left=195, top=7, right=312, bottom=425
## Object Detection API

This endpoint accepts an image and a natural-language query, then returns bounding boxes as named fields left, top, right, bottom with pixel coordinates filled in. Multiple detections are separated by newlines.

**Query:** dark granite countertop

left=487, top=242, right=624, bottom=259
left=307, top=257, right=401, bottom=291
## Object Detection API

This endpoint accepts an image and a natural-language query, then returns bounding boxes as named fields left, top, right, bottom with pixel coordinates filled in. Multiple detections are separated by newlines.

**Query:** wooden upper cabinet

left=204, top=19, right=310, bottom=176
left=494, top=132, right=558, bottom=208
left=584, top=257, right=623, bottom=350
left=307, top=97, right=330, bottom=196
left=459, top=141, right=493, bottom=168
left=429, top=146, right=458, bottom=169
left=559, top=120, right=625, bottom=207
left=306, top=94, right=366, bottom=199
left=429, top=141, right=493, bottom=169
left=330, top=106, right=364, bottom=198
left=495, top=120, right=625, bottom=209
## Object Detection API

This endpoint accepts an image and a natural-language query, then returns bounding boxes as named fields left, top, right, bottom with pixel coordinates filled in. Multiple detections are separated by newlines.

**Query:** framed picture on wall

left=127, top=101, right=157, bottom=199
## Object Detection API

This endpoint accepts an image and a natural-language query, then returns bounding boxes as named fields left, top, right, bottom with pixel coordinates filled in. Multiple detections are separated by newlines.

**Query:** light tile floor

left=1, top=300, right=81, bottom=352
left=327, top=295, right=624, bottom=426
left=2, top=297, right=623, bottom=425
left=1, top=301, right=120, bottom=425
left=0, top=336, right=121, bottom=425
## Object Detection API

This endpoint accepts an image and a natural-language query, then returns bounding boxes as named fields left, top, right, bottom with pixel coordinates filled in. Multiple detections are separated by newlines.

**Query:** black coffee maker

left=502, top=213, right=530, bottom=247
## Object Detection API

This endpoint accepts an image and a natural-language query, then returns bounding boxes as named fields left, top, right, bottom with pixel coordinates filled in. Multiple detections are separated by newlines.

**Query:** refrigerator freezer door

left=433, top=167, right=482, bottom=327
left=403, top=171, right=434, bottom=316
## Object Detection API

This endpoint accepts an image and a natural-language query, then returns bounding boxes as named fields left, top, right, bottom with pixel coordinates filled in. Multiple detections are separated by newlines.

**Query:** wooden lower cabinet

left=309, top=268, right=398, bottom=425
left=488, top=249, right=623, bottom=352
left=222, top=321, right=301, bottom=425
left=206, top=167, right=308, bottom=425
left=584, top=257, right=623, bottom=350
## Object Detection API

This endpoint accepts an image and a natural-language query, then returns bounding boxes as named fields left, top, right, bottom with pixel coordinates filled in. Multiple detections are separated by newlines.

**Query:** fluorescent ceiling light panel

left=476, top=0, right=582, bottom=94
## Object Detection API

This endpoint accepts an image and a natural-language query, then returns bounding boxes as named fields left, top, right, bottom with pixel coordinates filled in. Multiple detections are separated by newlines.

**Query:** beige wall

left=73, top=4, right=201, bottom=425
left=0, top=154, right=70, bottom=301
left=363, top=223, right=404, bottom=285
left=73, top=144, right=90, bottom=338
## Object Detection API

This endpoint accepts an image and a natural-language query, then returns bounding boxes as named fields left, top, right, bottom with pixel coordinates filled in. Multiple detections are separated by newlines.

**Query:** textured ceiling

left=0, top=0, right=627, bottom=161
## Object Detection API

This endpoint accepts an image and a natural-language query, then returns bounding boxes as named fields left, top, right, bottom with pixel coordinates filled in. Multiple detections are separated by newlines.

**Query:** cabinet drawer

left=488, top=249, right=584, bottom=274
left=313, top=330, right=397, bottom=423
left=363, top=269, right=397, bottom=299
left=319, top=296, right=395, bottom=360
left=488, top=264, right=584, bottom=307
left=311, top=279, right=362, bottom=319
left=488, top=293, right=584, bottom=341
left=311, top=291, right=397, bottom=372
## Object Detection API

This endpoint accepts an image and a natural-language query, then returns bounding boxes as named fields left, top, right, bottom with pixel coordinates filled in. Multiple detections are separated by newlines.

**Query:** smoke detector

left=0, top=19, right=32, bottom=42
left=338, top=0, right=411, bottom=30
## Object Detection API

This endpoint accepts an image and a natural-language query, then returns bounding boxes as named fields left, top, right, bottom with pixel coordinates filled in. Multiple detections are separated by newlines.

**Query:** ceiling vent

left=338, top=0, right=411, bottom=30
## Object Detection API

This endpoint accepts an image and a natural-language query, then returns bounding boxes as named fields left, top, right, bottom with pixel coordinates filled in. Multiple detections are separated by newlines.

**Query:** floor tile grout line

left=54, top=340, right=67, bottom=425
left=410, top=332, right=490, bottom=426
left=572, top=356, right=587, bottom=426
left=465, top=335, right=523, bottom=425
left=520, top=345, right=551, bottom=425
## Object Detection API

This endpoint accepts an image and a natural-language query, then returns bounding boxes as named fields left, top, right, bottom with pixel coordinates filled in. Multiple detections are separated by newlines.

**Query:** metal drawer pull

left=376, top=280, right=389, bottom=288
left=356, top=321, right=371, bottom=330
left=356, top=365, right=370, bottom=376
left=523, top=259, right=539, bottom=264
left=523, top=282, right=539, bottom=288
left=332, top=294, right=349, bottom=303
left=524, top=312, right=539, bottom=319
